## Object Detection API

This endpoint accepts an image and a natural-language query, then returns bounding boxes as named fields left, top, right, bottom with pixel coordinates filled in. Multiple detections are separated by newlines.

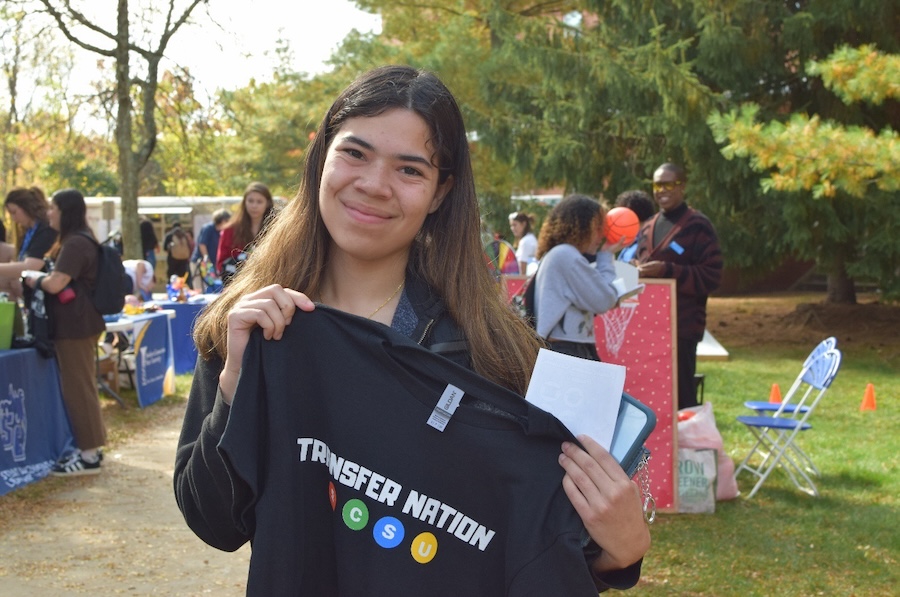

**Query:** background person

left=140, top=216, right=159, bottom=272
left=174, top=65, right=648, bottom=593
left=22, top=189, right=106, bottom=475
left=163, top=221, right=192, bottom=280
left=122, top=259, right=155, bottom=301
left=534, top=194, right=625, bottom=361
left=635, top=162, right=723, bottom=409
left=614, top=189, right=656, bottom=262
left=215, top=182, right=275, bottom=284
left=191, top=208, right=231, bottom=275
left=0, top=187, right=58, bottom=300
left=0, top=217, right=13, bottom=261
left=508, top=211, right=537, bottom=274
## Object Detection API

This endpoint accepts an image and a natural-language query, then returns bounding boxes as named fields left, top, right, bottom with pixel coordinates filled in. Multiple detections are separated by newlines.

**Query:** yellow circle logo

left=410, top=532, right=438, bottom=564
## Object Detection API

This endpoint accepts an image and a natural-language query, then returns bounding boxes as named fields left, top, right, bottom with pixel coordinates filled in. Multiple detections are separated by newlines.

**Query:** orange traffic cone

left=769, top=383, right=782, bottom=403
left=860, top=383, right=876, bottom=411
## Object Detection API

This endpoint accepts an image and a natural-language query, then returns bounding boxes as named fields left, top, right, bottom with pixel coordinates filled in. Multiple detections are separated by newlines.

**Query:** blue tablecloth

left=152, top=300, right=209, bottom=374
left=0, top=348, right=74, bottom=495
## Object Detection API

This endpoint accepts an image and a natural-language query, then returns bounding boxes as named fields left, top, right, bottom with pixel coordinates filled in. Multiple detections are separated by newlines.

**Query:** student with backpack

left=22, top=189, right=106, bottom=475
left=533, top=195, right=626, bottom=361
left=164, top=222, right=192, bottom=280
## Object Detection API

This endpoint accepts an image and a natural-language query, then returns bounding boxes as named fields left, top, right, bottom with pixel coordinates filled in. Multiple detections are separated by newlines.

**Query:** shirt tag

left=427, top=384, right=464, bottom=432
left=668, top=240, right=685, bottom=255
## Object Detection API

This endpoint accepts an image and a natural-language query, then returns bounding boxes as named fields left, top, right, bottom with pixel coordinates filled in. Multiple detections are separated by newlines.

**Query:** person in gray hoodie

left=534, top=194, right=625, bottom=361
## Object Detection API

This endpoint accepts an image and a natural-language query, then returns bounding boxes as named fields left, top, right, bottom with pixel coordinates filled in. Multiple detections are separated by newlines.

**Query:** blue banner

left=154, top=300, right=208, bottom=374
left=132, top=312, right=175, bottom=408
left=0, top=348, right=74, bottom=495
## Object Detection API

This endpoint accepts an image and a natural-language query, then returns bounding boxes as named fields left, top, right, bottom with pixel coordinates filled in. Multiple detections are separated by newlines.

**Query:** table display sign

left=131, top=311, right=176, bottom=408
left=0, top=348, right=74, bottom=495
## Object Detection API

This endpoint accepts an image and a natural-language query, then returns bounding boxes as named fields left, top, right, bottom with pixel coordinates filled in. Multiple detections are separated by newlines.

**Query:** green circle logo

left=342, top=499, right=369, bottom=531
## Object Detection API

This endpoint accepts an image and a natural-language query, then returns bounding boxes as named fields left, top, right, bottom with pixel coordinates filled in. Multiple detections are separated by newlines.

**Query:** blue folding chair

left=734, top=348, right=842, bottom=498
left=743, top=337, right=837, bottom=416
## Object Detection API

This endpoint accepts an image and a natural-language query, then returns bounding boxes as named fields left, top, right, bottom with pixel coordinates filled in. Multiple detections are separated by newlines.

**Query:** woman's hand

left=218, top=285, right=315, bottom=404
left=559, top=435, right=651, bottom=573
left=600, top=237, right=628, bottom=254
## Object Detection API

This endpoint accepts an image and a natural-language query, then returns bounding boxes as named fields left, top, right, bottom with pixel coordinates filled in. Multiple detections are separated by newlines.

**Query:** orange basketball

left=604, top=207, right=640, bottom=245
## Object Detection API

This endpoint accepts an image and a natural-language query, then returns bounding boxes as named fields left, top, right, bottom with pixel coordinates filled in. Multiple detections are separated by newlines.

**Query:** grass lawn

left=638, top=334, right=898, bottom=595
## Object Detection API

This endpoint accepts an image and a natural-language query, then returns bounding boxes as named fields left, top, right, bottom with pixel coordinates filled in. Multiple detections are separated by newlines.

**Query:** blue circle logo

left=373, top=516, right=405, bottom=549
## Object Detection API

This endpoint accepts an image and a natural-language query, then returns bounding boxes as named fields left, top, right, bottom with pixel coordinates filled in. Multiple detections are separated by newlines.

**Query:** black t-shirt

left=21, top=221, right=57, bottom=260
left=220, top=307, right=599, bottom=596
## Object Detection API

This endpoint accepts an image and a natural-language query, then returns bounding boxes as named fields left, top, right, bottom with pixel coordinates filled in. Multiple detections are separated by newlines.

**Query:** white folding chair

left=743, top=337, right=837, bottom=416
left=734, top=348, right=842, bottom=498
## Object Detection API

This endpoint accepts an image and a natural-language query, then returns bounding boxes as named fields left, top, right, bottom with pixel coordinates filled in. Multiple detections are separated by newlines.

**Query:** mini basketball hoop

left=601, top=300, right=639, bottom=357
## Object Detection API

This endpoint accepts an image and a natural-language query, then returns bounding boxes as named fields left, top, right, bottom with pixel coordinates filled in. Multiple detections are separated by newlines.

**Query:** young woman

left=0, top=187, right=58, bottom=298
left=215, top=181, right=275, bottom=279
left=508, top=211, right=537, bottom=274
left=534, top=194, right=626, bottom=360
left=175, top=66, right=648, bottom=593
left=22, top=189, right=106, bottom=475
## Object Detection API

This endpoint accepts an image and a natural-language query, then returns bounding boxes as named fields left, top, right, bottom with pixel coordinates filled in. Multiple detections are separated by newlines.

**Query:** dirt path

left=0, top=403, right=250, bottom=596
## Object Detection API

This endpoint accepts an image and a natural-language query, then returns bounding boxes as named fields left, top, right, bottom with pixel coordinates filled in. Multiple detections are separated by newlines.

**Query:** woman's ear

left=428, top=176, right=454, bottom=214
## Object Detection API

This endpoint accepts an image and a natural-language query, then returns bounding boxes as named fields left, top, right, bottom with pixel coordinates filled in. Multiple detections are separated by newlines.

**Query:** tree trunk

left=825, top=245, right=857, bottom=304
left=114, top=0, right=141, bottom=260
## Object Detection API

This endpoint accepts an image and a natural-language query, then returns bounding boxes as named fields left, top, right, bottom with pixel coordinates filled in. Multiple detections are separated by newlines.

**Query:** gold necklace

left=367, top=281, right=405, bottom=319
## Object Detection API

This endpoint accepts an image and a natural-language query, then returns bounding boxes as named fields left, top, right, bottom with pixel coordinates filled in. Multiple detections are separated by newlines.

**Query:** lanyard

left=18, top=224, right=38, bottom=261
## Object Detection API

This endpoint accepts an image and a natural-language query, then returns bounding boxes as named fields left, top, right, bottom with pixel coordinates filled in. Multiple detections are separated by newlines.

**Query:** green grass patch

left=639, top=346, right=899, bottom=595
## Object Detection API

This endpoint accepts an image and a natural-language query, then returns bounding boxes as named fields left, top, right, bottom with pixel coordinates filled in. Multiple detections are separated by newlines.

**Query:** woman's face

left=244, top=192, right=270, bottom=222
left=47, top=202, right=61, bottom=231
left=6, top=203, right=32, bottom=228
left=509, top=219, right=525, bottom=238
left=319, top=109, right=452, bottom=265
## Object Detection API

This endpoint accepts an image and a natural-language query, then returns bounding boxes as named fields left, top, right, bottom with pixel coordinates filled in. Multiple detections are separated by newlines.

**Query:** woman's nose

left=355, top=163, right=392, bottom=198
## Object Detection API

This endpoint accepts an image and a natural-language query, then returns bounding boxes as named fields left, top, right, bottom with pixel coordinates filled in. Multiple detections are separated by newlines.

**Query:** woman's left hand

left=559, top=434, right=651, bottom=572
left=601, top=237, right=628, bottom=254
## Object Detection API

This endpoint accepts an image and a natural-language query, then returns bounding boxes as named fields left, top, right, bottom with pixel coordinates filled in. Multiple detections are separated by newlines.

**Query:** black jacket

left=174, top=271, right=470, bottom=550
left=173, top=273, right=640, bottom=593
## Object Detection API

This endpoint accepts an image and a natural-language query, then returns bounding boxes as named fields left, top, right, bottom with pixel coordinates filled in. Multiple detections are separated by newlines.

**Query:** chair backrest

left=792, top=348, right=842, bottom=416
left=772, top=347, right=841, bottom=418
left=803, top=337, right=838, bottom=369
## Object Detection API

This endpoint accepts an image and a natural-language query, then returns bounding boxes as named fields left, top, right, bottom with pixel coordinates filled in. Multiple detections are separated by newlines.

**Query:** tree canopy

left=3, top=1, right=898, bottom=300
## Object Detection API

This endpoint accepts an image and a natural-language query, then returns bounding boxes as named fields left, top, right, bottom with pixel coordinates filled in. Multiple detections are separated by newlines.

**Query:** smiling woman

left=175, top=65, right=650, bottom=596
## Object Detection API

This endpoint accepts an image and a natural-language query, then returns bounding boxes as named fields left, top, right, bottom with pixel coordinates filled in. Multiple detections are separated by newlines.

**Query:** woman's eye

left=343, top=148, right=364, bottom=159
left=400, top=166, right=423, bottom=177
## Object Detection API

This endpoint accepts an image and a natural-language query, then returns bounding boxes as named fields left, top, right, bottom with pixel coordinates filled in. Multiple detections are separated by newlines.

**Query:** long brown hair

left=194, top=65, right=541, bottom=394
left=226, top=182, right=275, bottom=250
left=48, top=189, right=94, bottom=259
left=4, top=187, right=49, bottom=247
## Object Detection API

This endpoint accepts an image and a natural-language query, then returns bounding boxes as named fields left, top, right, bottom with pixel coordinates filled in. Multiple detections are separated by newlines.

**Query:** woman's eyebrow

left=342, top=134, right=435, bottom=170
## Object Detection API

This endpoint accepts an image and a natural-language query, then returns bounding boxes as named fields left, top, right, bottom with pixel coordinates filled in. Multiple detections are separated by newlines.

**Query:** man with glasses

left=635, top=163, right=723, bottom=410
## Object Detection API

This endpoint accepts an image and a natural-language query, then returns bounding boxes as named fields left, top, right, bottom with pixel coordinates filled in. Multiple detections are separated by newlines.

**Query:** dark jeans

left=677, top=337, right=699, bottom=410
left=548, top=339, right=600, bottom=361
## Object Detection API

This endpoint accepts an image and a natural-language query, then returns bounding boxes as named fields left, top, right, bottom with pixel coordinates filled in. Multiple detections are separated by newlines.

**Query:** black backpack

left=79, top=232, right=132, bottom=315
left=509, top=272, right=538, bottom=329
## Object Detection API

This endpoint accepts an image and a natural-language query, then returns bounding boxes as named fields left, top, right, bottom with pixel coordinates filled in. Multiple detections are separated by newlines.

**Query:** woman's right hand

left=219, top=285, right=315, bottom=404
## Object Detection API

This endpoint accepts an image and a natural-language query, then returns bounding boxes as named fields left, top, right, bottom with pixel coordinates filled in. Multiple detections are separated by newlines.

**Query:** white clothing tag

left=427, top=384, right=464, bottom=432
